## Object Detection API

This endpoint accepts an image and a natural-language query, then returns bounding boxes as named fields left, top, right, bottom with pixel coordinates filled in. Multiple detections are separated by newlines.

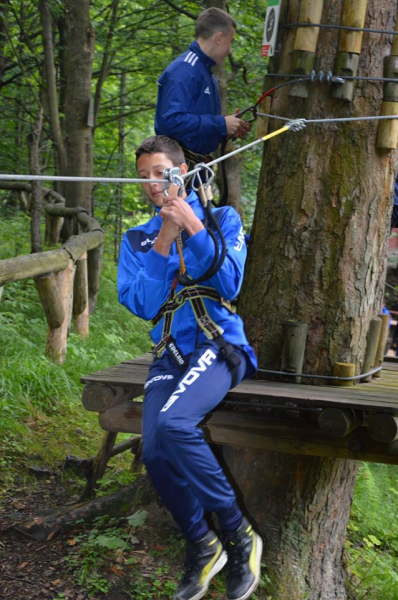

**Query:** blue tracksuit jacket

left=117, top=190, right=257, bottom=374
left=154, top=41, right=227, bottom=155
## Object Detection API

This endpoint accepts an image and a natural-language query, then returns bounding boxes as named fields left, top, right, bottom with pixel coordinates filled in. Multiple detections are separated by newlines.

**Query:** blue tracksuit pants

left=141, top=339, right=249, bottom=541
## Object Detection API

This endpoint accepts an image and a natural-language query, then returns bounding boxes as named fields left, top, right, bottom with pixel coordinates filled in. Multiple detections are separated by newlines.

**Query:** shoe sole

left=227, top=534, right=263, bottom=600
left=179, top=550, right=228, bottom=600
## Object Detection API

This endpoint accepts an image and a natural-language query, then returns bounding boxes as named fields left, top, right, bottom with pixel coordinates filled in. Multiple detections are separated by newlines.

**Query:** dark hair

left=195, top=7, right=236, bottom=40
left=135, top=135, right=186, bottom=166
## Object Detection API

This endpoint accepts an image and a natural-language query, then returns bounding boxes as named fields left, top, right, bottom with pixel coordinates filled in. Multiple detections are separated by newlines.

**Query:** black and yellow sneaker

left=173, top=530, right=228, bottom=600
left=224, top=517, right=263, bottom=600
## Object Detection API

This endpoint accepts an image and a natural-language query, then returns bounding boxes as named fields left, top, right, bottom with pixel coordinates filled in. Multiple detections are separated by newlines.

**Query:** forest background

left=1, top=1, right=398, bottom=599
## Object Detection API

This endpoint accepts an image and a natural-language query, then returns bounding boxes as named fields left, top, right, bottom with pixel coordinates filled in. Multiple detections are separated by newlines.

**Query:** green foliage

left=346, top=463, right=398, bottom=600
left=0, top=215, right=151, bottom=486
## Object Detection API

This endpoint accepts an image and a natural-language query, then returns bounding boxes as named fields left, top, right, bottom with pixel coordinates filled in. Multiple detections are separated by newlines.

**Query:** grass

left=0, top=212, right=151, bottom=489
left=2, top=212, right=398, bottom=598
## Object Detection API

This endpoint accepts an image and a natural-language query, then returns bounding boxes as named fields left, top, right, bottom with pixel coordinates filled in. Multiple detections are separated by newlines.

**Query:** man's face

left=137, top=152, right=174, bottom=208
left=213, top=27, right=235, bottom=64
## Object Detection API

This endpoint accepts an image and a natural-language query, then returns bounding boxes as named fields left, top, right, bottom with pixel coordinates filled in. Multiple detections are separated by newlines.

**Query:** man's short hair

left=195, top=7, right=236, bottom=39
left=135, top=135, right=186, bottom=166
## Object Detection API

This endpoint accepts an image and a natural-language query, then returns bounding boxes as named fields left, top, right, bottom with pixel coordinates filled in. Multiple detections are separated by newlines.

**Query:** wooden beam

left=34, top=272, right=65, bottom=329
left=95, top=399, right=398, bottom=466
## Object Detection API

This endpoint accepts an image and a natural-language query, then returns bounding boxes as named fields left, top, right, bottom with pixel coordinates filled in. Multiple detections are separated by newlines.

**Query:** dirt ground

left=0, top=472, right=185, bottom=600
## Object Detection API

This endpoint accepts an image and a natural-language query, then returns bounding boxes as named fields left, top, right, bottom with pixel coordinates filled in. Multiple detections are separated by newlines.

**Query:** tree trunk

left=233, top=1, right=396, bottom=598
left=205, top=0, right=243, bottom=212
left=28, top=108, right=43, bottom=253
left=64, top=0, right=94, bottom=214
left=39, top=0, right=67, bottom=175
left=0, top=0, right=10, bottom=87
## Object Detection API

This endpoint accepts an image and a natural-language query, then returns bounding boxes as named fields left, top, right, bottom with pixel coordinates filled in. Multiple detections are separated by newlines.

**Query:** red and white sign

left=262, top=1, right=281, bottom=57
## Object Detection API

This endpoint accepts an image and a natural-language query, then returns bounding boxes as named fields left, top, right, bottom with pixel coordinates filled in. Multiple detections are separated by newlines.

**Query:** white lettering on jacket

left=141, top=237, right=157, bottom=247
left=234, top=226, right=245, bottom=251
left=160, top=349, right=217, bottom=412
left=144, top=374, right=174, bottom=390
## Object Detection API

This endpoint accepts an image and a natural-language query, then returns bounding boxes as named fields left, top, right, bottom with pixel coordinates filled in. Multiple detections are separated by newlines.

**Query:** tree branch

left=161, top=0, right=197, bottom=20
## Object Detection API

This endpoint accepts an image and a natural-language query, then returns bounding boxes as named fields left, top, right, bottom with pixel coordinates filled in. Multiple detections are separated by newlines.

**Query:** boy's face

left=137, top=152, right=185, bottom=207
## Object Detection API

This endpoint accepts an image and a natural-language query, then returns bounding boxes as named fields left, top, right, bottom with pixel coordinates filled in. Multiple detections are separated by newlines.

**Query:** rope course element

left=256, top=366, right=382, bottom=381
left=264, top=71, right=398, bottom=84
left=256, top=113, right=398, bottom=124
left=280, top=22, right=398, bottom=36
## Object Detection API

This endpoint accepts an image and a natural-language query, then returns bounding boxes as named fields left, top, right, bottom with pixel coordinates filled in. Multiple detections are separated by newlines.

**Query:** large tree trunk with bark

left=64, top=0, right=94, bottom=214
left=232, top=1, right=396, bottom=598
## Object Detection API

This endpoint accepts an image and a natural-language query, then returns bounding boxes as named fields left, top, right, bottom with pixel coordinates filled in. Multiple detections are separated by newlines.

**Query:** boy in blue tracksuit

left=118, top=136, right=262, bottom=600
left=155, top=8, right=250, bottom=159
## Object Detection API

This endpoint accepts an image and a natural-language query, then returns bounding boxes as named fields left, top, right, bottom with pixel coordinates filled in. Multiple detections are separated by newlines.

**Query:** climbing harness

left=152, top=282, right=241, bottom=381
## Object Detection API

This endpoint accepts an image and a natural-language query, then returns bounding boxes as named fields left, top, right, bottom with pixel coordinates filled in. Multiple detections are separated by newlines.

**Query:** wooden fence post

left=73, top=252, right=89, bottom=338
left=46, top=260, right=75, bottom=364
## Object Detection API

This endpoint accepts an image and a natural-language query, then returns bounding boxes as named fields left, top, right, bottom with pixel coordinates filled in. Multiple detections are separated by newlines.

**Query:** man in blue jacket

left=118, top=135, right=262, bottom=600
left=155, top=8, right=250, bottom=162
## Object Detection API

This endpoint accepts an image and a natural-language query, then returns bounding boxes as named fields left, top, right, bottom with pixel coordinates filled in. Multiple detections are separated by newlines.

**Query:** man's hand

left=154, top=194, right=204, bottom=257
left=225, top=109, right=252, bottom=139
left=160, top=195, right=204, bottom=236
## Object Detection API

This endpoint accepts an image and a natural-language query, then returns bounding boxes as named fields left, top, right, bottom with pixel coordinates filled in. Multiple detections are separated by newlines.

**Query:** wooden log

left=0, top=285, right=3, bottom=303
left=0, top=249, right=70, bottom=285
left=281, top=321, right=308, bottom=383
left=290, top=0, right=324, bottom=98
left=45, top=260, right=75, bottom=364
left=95, top=399, right=398, bottom=466
left=331, top=0, right=368, bottom=101
left=79, top=431, right=118, bottom=501
left=368, top=412, right=398, bottom=442
left=332, top=362, right=355, bottom=386
left=72, top=252, right=89, bottom=338
left=11, top=474, right=155, bottom=541
left=87, top=243, right=104, bottom=314
left=82, top=384, right=139, bottom=412
left=318, top=408, right=362, bottom=438
left=338, top=0, right=368, bottom=53
left=373, top=313, right=391, bottom=376
left=62, top=230, right=104, bottom=261
left=362, top=317, right=383, bottom=382
left=294, top=0, right=324, bottom=52
left=376, top=101, right=398, bottom=149
left=34, top=272, right=65, bottom=329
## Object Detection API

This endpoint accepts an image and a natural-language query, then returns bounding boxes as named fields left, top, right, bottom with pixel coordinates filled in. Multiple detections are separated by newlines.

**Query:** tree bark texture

left=64, top=0, right=94, bottom=213
left=39, top=0, right=67, bottom=175
left=205, top=0, right=243, bottom=212
left=233, top=2, right=397, bottom=599
left=240, top=0, right=395, bottom=374
left=0, top=0, right=10, bottom=87
left=222, top=447, right=359, bottom=600
left=28, top=108, right=44, bottom=253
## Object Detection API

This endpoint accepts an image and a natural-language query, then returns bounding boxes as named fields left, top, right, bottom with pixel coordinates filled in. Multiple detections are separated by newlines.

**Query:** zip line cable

left=280, top=22, right=398, bottom=36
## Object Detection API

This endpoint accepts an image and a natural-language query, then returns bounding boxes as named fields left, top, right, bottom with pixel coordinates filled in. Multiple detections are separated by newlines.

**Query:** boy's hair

left=195, top=7, right=236, bottom=39
left=135, top=135, right=185, bottom=166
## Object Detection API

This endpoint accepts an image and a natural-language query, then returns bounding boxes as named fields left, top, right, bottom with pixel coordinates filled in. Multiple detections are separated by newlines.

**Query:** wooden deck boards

left=81, top=355, right=398, bottom=412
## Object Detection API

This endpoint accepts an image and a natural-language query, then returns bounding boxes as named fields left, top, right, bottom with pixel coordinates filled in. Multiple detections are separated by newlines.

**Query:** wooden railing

left=0, top=194, right=104, bottom=363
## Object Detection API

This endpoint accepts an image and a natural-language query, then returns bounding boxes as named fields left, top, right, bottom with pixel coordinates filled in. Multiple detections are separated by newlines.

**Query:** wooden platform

left=81, top=354, right=398, bottom=466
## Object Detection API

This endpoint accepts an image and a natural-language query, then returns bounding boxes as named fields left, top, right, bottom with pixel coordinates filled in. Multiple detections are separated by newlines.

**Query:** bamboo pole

left=45, top=260, right=75, bottom=364
left=362, top=317, right=383, bottom=382
left=34, top=272, right=65, bottom=329
left=373, top=313, right=391, bottom=376
left=290, top=0, right=325, bottom=98
left=377, top=8, right=398, bottom=148
left=331, top=0, right=368, bottom=101
left=294, top=0, right=324, bottom=52
left=332, top=362, right=355, bottom=386
left=72, top=252, right=89, bottom=339
left=280, top=321, right=308, bottom=383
